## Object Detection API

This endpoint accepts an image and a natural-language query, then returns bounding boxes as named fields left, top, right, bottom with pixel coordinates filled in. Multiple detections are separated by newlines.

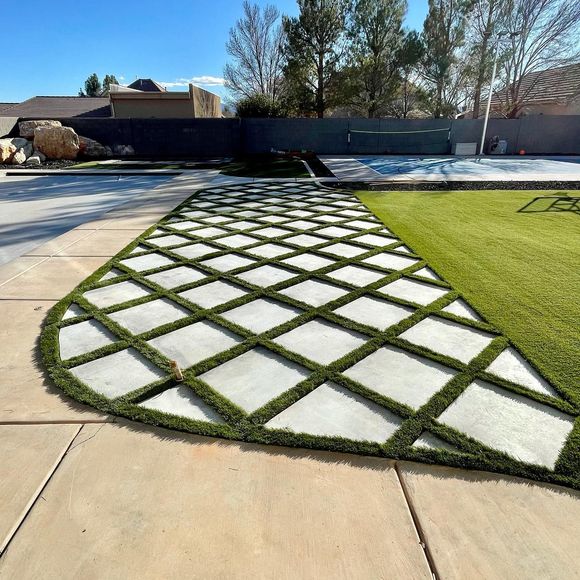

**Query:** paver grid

left=42, top=181, right=579, bottom=488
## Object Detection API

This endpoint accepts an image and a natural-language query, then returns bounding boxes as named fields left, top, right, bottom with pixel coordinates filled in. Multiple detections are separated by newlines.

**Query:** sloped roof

left=0, top=97, right=111, bottom=118
left=0, top=103, right=17, bottom=112
left=127, top=79, right=167, bottom=92
left=491, top=62, right=580, bottom=110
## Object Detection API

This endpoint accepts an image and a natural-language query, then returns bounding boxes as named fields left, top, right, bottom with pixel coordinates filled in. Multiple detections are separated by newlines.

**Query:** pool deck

left=320, top=155, right=580, bottom=182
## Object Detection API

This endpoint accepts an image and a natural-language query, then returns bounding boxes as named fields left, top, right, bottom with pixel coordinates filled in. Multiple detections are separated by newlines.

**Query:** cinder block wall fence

left=14, top=115, right=580, bottom=157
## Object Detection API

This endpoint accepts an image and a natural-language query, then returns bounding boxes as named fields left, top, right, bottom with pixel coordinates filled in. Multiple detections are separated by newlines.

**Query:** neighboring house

left=127, top=78, right=167, bottom=92
left=0, top=97, right=111, bottom=119
left=460, top=63, right=580, bottom=119
left=109, top=82, right=221, bottom=118
left=0, top=78, right=221, bottom=120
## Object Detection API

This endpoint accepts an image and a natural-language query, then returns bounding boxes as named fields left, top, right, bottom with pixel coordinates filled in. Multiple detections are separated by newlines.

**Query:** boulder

left=19, top=119, right=62, bottom=139
left=11, top=149, right=27, bottom=165
left=34, top=126, right=79, bottom=160
left=79, top=135, right=109, bottom=158
left=11, top=137, right=30, bottom=149
left=0, top=139, right=17, bottom=163
left=113, top=144, right=135, bottom=156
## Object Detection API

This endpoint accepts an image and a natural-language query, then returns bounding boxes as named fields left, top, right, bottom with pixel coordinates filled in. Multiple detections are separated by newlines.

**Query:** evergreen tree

left=103, top=74, right=119, bottom=91
left=283, top=0, right=350, bottom=118
left=83, top=73, right=102, bottom=97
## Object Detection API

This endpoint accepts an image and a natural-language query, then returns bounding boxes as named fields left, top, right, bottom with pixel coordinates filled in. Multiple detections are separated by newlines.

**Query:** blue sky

left=0, top=0, right=428, bottom=103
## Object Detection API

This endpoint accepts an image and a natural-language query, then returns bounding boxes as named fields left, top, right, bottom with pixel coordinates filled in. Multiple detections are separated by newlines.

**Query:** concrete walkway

left=0, top=172, right=579, bottom=579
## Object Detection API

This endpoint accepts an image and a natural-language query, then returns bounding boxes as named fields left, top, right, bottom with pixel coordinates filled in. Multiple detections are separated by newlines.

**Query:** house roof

left=0, top=97, right=111, bottom=119
left=127, top=79, right=167, bottom=92
left=0, top=103, right=17, bottom=112
left=491, top=62, right=580, bottom=110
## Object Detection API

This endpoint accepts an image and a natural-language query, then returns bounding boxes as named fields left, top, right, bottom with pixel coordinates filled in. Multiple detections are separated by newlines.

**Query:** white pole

left=479, top=38, right=502, bottom=155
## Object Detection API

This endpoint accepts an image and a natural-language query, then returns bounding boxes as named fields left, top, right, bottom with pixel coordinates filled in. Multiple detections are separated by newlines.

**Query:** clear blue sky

left=0, top=0, right=428, bottom=103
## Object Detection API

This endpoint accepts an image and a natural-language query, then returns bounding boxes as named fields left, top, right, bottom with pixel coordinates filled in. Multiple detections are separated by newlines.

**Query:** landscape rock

left=25, top=154, right=42, bottom=166
left=11, top=149, right=28, bottom=165
left=113, top=144, right=135, bottom=156
left=34, top=126, right=80, bottom=160
left=0, top=139, right=17, bottom=163
left=19, top=119, right=62, bottom=139
left=33, top=149, right=46, bottom=162
left=10, top=137, right=30, bottom=150
left=79, top=135, right=110, bottom=158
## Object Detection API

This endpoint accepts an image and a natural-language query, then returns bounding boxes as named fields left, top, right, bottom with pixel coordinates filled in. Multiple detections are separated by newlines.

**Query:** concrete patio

left=1, top=172, right=579, bottom=579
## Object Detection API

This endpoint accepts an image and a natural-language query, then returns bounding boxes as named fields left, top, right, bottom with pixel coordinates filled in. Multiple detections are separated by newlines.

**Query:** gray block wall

left=12, top=115, right=580, bottom=157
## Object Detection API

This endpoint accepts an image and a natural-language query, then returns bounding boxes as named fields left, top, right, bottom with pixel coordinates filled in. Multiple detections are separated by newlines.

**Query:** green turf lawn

left=358, top=189, right=580, bottom=404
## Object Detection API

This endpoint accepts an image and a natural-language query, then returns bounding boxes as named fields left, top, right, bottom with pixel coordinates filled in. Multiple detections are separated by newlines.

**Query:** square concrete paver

left=199, top=347, right=311, bottom=412
left=353, top=233, right=396, bottom=247
left=119, top=253, right=175, bottom=272
left=344, top=219, right=378, bottom=229
left=442, top=299, right=481, bottom=321
left=334, top=296, right=414, bottom=330
left=398, top=461, right=580, bottom=579
left=200, top=254, right=257, bottom=272
left=320, top=242, right=367, bottom=258
left=190, top=226, right=229, bottom=238
left=285, top=219, right=321, bottom=230
left=379, top=278, right=449, bottom=306
left=266, top=382, right=403, bottom=442
left=139, top=385, right=225, bottom=423
left=178, top=280, right=250, bottom=308
left=215, top=234, right=258, bottom=248
left=284, top=233, right=327, bottom=247
left=245, top=243, right=294, bottom=258
left=59, top=319, right=118, bottom=360
left=314, top=214, right=347, bottom=224
left=235, top=264, right=297, bottom=287
left=146, top=234, right=190, bottom=248
left=144, top=265, right=207, bottom=289
left=258, top=215, right=288, bottom=224
left=223, top=220, right=261, bottom=230
left=274, top=319, right=368, bottom=365
left=362, top=253, right=419, bottom=271
left=0, top=424, right=80, bottom=553
left=344, top=346, right=457, bottom=409
left=254, top=226, right=292, bottom=239
left=327, top=264, right=386, bottom=287
left=412, top=432, right=459, bottom=452
left=70, top=348, right=165, bottom=398
left=221, top=298, right=302, bottom=333
left=167, top=220, right=205, bottom=231
left=170, top=242, right=218, bottom=260
left=63, top=303, right=85, bottom=319
left=147, top=321, right=243, bottom=369
left=108, top=298, right=189, bottom=335
left=413, top=266, right=441, bottom=281
left=0, top=423, right=431, bottom=578
left=486, top=347, right=558, bottom=397
left=279, top=279, right=349, bottom=307
left=400, top=317, right=495, bottom=364
left=437, top=380, right=575, bottom=468
left=83, top=280, right=153, bottom=308
left=281, top=253, right=336, bottom=271
left=316, top=226, right=357, bottom=238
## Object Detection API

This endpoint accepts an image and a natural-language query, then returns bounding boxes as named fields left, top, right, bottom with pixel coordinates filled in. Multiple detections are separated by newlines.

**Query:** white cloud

left=161, top=76, right=225, bottom=88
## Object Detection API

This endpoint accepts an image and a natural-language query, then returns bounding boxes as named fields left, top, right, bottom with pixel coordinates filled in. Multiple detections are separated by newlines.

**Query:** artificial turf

left=357, top=189, right=580, bottom=405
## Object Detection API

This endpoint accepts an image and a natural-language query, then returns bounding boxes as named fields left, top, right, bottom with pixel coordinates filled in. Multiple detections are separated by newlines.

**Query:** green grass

left=357, top=189, right=580, bottom=404
left=71, top=160, right=222, bottom=170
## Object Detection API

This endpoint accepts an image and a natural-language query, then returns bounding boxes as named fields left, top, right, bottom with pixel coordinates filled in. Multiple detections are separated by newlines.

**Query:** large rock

left=25, top=154, right=42, bottom=166
left=34, top=126, right=79, bottom=160
left=0, top=139, right=17, bottom=163
left=19, top=119, right=62, bottom=139
left=79, top=135, right=110, bottom=158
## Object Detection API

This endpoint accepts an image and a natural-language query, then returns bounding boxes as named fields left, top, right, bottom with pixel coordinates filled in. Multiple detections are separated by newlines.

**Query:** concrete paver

left=0, top=424, right=80, bottom=553
left=0, top=423, right=431, bottom=579
left=398, top=461, right=580, bottom=579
